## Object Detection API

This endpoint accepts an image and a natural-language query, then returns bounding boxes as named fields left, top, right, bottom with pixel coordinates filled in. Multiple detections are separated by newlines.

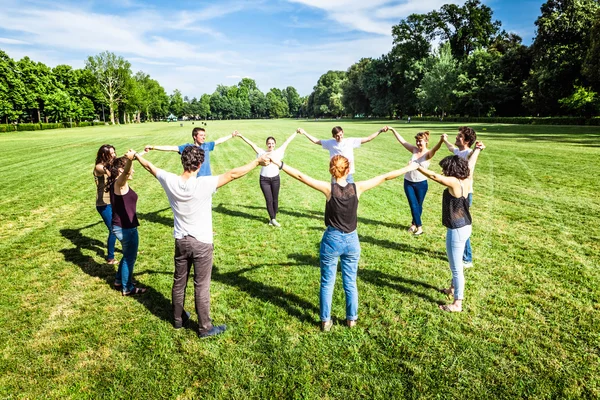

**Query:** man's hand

left=257, top=154, right=271, bottom=166
left=144, top=145, right=153, bottom=152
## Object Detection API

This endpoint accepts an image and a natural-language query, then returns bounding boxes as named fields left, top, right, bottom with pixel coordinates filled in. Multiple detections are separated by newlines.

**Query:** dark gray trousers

left=173, top=236, right=214, bottom=333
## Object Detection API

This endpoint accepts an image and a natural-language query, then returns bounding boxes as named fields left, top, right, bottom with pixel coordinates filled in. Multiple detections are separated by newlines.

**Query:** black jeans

left=259, top=175, right=280, bottom=220
left=173, top=237, right=214, bottom=333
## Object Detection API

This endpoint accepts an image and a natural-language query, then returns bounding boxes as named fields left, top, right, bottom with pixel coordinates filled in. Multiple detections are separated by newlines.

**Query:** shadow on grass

left=60, top=224, right=173, bottom=326
left=213, top=203, right=265, bottom=223
left=359, top=268, right=440, bottom=304
left=137, top=207, right=172, bottom=227
left=360, top=234, right=447, bottom=261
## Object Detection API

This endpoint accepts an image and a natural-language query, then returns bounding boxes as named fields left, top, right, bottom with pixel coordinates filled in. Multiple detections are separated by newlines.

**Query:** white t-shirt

left=156, top=169, right=219, bottom=243
left=453, top=148, right=473, bottom=194
left=321, top=138, right=362, bottom=174
left=405, top=152, right=430, bottom=183
left=257, top=147, right=284, bottom=178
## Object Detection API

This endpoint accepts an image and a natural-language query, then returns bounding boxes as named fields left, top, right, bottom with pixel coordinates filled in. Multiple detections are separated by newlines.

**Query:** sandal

left=122, top=287, right=147, bottom=296
left=439, top=304, right=462, bottom=312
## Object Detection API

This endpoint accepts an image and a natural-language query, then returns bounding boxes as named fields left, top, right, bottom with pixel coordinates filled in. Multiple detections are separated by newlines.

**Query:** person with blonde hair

left=267, top=154, right=418, bottom=331
left=388, top=127, right=444, bottom=236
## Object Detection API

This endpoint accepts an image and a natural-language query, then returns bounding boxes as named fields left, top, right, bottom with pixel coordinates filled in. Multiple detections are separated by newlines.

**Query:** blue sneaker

left=199, top=324, right=227, bottom=338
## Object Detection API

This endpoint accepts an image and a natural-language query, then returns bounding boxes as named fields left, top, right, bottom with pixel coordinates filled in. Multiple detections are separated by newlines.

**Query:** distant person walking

left=93, top=144, right=117, bottom=265
left=106, top=150, right=147, bottom=296
left=297, top=126, right=387, bottom=183
left=133, top=146, right=269, bottom=338
left=144, top=127, right=235, bottom=176
left=234, top=131, right=297, bottom=227
left=442, top=126, right=478, bottom=268
left=388, top=127, right=444, bottom=236
left=267, top=154, right=417, bottom=330
left=416, top=142, right=484, bottom=312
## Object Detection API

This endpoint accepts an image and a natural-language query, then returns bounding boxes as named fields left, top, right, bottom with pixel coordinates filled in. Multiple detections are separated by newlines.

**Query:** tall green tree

left=169, top=89, right=184, bottom=117
left=85, top=51, right=132, bottom=124
left=416, top=43, right=459, bottom=117
left=342, top=58, right=372, bottom=117
left=583, top=9, right=600, bottom=93
left=283, top=86, right=301, bottom=117
left=0, top=50, right=26, bottom=123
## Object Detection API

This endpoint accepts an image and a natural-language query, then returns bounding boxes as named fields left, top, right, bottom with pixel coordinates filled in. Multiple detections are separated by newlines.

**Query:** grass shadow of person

left=359, top=268, right=441, bottom=304
left=60, top=225, right=173, bottom=326
left=213, top=203, right=265, bottom=223
left=136, top=207, right=172, bottom=227
left=360, top=234, right=447, bottom=261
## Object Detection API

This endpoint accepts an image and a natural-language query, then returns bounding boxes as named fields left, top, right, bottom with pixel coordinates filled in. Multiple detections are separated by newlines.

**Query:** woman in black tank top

left=416, top=143, right=484, bottom=312
left=267, top=154, right=418, bottom=331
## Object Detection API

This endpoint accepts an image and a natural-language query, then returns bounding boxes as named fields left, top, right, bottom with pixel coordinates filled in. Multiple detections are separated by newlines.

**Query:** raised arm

left=133, top=150, right=158, bottom=177
left=416, top=165, right=457, bottom=188
left=442, top=134, right=456, bottom=152
left=467, top=142, right=485, bottom=178
left=355, top=163, right=419, bottom=196
left=144, top=145, right=179, bottom=153
left=115, top=150, right=135, bottom=187
left=278, top=132, right=297, bottom=152
left=269, top=158, right=330, bottom=197
left=235, top=132, right=262, bottom=155
left=426, top=135, right=445, bottom=160
left=297, top=128, right=322, bottom=145
left=389, top=127, right=417, bottom=152
left=214, top=131, right=235, bottom=146
left=360, top=126, right=385, bottom=144
left=217, top=155, right=268, bottom=188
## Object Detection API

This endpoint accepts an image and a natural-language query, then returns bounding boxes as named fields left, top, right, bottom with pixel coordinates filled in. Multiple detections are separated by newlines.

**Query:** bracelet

left=279, top=161, right=284, bottom=170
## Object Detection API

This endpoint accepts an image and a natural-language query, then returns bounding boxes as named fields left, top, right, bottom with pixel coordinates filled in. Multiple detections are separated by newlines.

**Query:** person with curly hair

left=93, top=144, right=117, bottom=264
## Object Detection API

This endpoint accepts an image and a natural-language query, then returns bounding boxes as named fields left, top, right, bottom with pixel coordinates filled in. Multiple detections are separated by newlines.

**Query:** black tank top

left=110, top=187, right=140, bottom=229
left=442, top=181, right=471, bottom=229
left=324, top=183, right=358, bottom=233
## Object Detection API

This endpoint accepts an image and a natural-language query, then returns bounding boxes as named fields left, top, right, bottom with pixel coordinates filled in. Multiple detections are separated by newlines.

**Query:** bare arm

left=442, top=134, right=456, bottom=152
left=426, top=135, right=445, bottom=160
left=214, top=132, right=235, bottom=146
left=115, top=150, right=135, bottom=188
left=236, top=133, right=262, bottom=154
left=278, top=132, right=297, bottom=152
left=144, top=145, right=179, bottom=152
left=270, top=158, right=330, bottom=196
left=134, top=151, right=158, bottom=177
left=94, top=163, right=108, bottom=176
left=297, top=128, right=322, bottom=145
left=468, top=142, right=485, bottom=178
left=217, top=156, right=268, bottom=188
left=416, top=165, right=457, bottom=187
left=355, top=163, right=419, bottom=196
left=360, top=127, right=385, bottom=144
left=389, top=127, right=417, bottom=152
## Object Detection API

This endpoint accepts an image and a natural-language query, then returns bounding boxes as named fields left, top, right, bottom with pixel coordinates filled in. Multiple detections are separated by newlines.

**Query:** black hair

left=181, top=146, right=205, bottom=172
left=266, top=136, right=276, bottom=145
left=458, top=126, right=477, bottom=147
left=95, top=144, right=115, bottom=165
left=105, top=156, right=129, bottom=191
left=439, top=155, right=470, bottom=180
left=331, top=126, right=343, bottom=136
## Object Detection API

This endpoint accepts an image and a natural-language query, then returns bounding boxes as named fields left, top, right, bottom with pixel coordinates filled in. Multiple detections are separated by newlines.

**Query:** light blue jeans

left=462, top=193, right=473, bottom=263
left=112, top=226, right=139, bottom=293
left=96, top=204, right=116, bottom=260
left=446, top=225, right=472, bottom=300
left=319, top=226, right=361, bottom=322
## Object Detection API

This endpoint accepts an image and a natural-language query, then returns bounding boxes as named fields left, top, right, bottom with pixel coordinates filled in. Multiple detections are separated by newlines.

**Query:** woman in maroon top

left=106, top=149, right=147, bottom=296
left=268, top=154, right=417, bottom=331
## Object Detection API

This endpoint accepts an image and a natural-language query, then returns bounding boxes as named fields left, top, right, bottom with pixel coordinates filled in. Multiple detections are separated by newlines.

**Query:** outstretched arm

left=116, top=149, right=135, bottom=187
left=134, top=151, right=158, bottom=177
left=389, top=126, right=417, bottom=152
left=217, top=155, right=268, bottom=188
left=360, top=126, right=385, bottom=144
left=442, top=134, right=456, bottom=152
left=355, top=163, right=419, bottom=196
left=269, top=158, right=330, bottom=196
left=235, top=132, right=262, bottom=154
left=417, top=165, right=456, bottom=188
left=468, top=142, right=485, bottom=178
left=297, top=128, right=322, bottom=145
left=278, top=132, right=297, bottom=152
left=426, top=135, right=445, bottom=160
left=144, top=145, right=179, bottom=152
left=214, top=131, right=236, bottom=146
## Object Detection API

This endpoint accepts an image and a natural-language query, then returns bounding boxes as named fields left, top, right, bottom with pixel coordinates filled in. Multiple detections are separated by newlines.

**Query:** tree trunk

left=109, top=103, right=115, bottom=125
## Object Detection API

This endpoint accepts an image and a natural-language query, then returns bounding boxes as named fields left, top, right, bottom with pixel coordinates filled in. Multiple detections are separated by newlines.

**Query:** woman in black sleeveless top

left=416, top=143, right=484, bottom=312
left=268, top=154, right=418, bottom=331
left=106, top=150, right=147, bottom=296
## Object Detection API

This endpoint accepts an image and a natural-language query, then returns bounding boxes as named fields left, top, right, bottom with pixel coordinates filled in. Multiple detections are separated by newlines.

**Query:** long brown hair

left=105, top=156, right=129, bottom=191
left=95, top=144, right=115, bottom=165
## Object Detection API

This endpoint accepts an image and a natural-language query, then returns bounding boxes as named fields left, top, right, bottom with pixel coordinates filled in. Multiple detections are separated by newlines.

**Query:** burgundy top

left=110, top=187, right=139, bottom=229
left=324, top=183, right=358, bottom=233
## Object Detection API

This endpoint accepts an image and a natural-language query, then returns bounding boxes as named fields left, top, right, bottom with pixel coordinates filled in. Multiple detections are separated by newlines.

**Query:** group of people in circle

left=93, top=124, right=485, bottom=337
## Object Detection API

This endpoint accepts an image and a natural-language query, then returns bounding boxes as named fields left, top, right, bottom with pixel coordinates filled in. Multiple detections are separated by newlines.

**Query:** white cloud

left=0, top=37, right=31, bottom=45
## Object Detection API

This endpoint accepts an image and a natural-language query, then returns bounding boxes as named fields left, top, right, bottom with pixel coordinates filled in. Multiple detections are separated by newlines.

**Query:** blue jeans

left=96, top=205, right=116, bottom=260
left=112, top=226, right=139, bottom=293
left=319, top=226, right=361, bottom=322
left=463, top=193, right=473, bottom=263
left=446, top=225, right=472, bottom=300
left=403, top=179, right=428, bottom=227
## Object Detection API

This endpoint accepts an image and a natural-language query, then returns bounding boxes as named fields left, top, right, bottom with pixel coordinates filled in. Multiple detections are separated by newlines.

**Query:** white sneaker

left=270, top=219, right=281, bottom=227
left=268, top=220, right=274, bottom=226
left=463, top=262, right=473, bottom=269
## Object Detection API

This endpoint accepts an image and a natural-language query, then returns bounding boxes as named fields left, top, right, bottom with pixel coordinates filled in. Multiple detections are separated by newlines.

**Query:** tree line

left=1, top=0, right=598, bottom=124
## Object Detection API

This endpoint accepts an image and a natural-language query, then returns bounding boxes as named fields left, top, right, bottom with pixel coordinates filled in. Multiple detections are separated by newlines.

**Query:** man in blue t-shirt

left=144, top=127, right=235, bottom=176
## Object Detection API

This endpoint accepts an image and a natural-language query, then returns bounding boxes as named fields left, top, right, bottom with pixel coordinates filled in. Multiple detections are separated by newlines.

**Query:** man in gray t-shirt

left=134, top=145, right=268, bottom=338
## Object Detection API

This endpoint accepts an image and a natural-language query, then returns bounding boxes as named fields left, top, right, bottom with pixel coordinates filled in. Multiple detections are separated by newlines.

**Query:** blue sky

left=0, top=0, right=544, bottom=98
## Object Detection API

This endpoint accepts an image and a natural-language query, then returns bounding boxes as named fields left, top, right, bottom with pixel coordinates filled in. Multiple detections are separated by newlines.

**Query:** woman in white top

left=235, top=132, right=296, bottom=227
left=388, top=127, right=444, bottom=236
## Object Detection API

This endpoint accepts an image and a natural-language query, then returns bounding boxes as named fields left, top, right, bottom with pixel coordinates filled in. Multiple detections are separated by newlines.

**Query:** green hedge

left=409, top=116, right=600, bottom=125
left=0, top=121, right=108, bottom=133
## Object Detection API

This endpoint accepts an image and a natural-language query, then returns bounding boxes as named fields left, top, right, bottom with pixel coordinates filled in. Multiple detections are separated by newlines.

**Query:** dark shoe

left=174, top=311, right=191, bottom=329
left=199, top=324, right=227, bottom=338
left=122, top=287, right=147, bottom=296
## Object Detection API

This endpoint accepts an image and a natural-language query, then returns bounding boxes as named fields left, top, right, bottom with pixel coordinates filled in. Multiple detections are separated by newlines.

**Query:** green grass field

left=1, top=119, right=599, bottom=399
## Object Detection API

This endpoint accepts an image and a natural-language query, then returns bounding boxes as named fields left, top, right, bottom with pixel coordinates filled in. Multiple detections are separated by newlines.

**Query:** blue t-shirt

left=178, top=142, right=216, bottom=176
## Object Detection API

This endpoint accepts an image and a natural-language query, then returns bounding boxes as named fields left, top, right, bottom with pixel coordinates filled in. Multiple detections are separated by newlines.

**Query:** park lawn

left=0, top=119, right=599, bottom=399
